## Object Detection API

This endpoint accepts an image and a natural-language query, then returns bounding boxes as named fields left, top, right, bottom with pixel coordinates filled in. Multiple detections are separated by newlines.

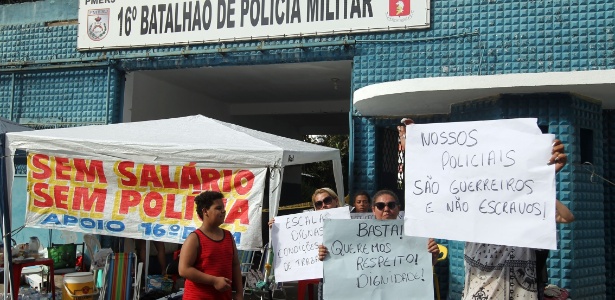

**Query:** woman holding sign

left=462, top=140, right=574, bottom=300
left=318, top=189, right=441, bottom=264
left=179, top=191, right=243, bottom=300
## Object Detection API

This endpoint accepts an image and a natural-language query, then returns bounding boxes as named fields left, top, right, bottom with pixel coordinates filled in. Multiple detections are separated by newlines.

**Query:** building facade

left=1, top=0, right=614, bottom=298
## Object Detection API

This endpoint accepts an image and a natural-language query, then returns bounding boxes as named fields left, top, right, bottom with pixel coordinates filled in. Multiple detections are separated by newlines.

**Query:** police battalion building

left=1, top=0, right=614, bottom=298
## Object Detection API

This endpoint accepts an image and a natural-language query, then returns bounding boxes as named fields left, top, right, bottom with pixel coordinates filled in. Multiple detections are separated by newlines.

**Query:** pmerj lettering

left=449, top=178, right=534, bottom=195
left=421, top=129, right=478, bottom=147
left=441, top=149, right=516, bottom=170
left=356, top=269, right=425, bottom=288
left=356, top=253, right=419, bottom=270
left=306, top=0, right=373, bottom=22
left=86, top=0, right=115, bottom=4
left=479, top=199, right=545, bottom=217
left=357, top=222, right=404, bottom=238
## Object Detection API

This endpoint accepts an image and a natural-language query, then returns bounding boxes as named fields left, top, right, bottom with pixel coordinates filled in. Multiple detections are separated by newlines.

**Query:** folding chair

left=100, top=253, right=143, bottom=300
left=83, top=234, right=103, bottom=287
left=241, top=249, right=261, bottom=296
left=243, top=244, right=286, bottom=300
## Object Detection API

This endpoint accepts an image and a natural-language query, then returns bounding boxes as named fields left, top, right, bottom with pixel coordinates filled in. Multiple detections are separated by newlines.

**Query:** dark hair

left=372, top=190, right=399, bottom=205
left=195, top=191, right=224, bottom=219
left=353, top=191, right=371, bottom=205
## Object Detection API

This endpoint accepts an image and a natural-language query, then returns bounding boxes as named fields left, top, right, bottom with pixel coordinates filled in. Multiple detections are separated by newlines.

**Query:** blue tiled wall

left=0, top=68, right=122, bottom=124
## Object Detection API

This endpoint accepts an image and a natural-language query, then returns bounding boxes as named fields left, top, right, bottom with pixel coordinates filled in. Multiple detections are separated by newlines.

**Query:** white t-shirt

left=463, top=242, right=539, bottom=300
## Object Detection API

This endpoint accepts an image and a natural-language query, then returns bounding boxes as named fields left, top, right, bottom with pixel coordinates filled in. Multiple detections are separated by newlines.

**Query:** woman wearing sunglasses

left=318, top=189, right=440, bottom=264
left=312, top=187, right=340, bottom=210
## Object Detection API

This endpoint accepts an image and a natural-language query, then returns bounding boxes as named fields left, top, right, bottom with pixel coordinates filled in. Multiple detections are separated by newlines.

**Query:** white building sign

left=78, top=0, right=430, bottom=50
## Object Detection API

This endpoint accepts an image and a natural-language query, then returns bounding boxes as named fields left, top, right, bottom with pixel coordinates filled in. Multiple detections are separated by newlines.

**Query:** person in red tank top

left=178, top=191, right=243, bottom=300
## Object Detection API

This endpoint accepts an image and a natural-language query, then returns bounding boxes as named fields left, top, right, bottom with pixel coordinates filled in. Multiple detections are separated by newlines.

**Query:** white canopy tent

left=5, top=115, right=345, bottom=219
left=4, top=115, right=344, bottom=296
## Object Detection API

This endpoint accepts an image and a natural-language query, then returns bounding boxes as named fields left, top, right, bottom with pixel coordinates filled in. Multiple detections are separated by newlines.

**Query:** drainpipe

left=348, top=69, right=355, bottom=198
left=9, top=73, right=14, bottom=121
left=0, top=40, right=356, bottom=71
left=0, top=62, right=110, bottom=73
left=106, top=66, right=111, bottom=124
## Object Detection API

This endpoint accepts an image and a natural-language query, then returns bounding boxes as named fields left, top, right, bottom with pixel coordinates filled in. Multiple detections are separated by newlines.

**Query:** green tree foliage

left=301, top=135, right=349, bottom=201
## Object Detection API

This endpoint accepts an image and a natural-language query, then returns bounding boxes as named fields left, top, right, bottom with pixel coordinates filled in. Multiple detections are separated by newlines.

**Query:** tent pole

left=332, top=158, right=345, bottom=206
left=1, top=133, right=15, bottom=299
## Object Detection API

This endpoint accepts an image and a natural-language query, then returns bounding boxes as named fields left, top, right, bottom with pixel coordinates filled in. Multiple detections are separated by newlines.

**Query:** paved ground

left=5, top=276, right=314, bottom=300
left=244, top=281, right=306, bottom=300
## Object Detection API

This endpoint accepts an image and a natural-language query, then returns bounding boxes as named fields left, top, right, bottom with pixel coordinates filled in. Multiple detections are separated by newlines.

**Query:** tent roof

left=5, top=115, right=340, bottom=167
left=0, top=117, right=32, bottom=136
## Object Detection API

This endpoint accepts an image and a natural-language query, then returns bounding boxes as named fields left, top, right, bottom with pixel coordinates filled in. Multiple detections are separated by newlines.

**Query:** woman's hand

left=427, top=238, right=440, bottom=265
left=550, top=139, right=567, bottom=173
left=213, top=276, right=232, bottom=292
left=268, top=218, right=275, bottom=229
left=318, top=244, right=328, bottom=261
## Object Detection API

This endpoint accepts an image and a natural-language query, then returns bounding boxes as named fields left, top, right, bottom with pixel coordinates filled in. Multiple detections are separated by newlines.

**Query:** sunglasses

left=314, top=196, right=334, bottom=209
left=374, top=202, right=398, bottom=211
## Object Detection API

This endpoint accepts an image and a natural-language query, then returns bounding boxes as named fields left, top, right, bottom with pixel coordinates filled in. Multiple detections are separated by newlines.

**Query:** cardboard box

left=146, top=275, right=173, bottom=292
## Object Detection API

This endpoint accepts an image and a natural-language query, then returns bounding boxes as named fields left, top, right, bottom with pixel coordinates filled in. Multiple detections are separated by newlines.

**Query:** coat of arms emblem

left=87, top=9, right=110, bottom=41
left=389, top=0, right=411, bottom=17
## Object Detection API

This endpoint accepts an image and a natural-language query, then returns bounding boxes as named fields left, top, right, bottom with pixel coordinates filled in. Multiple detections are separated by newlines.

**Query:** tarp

left=5, top=114, right=344, bottom=231
left=0, top=118, right=33, bottom=299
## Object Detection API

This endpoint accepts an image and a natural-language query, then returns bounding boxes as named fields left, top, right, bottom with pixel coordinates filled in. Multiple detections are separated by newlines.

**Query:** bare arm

left=318, top=244, right=328, bottom=261
left=427, top=238, right=440, bottom=266
left=555, top=199, right=575, bottom=223
left=232, top=242, right=244, bottom=300
left=550, top=139, right=567, bottom=173
left=178, top=233, right=231, bottom=291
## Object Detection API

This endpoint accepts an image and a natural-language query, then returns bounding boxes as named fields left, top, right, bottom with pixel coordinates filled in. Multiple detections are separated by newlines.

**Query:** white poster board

left=272, top=207, right=350, bottom=282
left=323, top=219, right=434, bottom=300
left=404, top=118, right=558, bottom=249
